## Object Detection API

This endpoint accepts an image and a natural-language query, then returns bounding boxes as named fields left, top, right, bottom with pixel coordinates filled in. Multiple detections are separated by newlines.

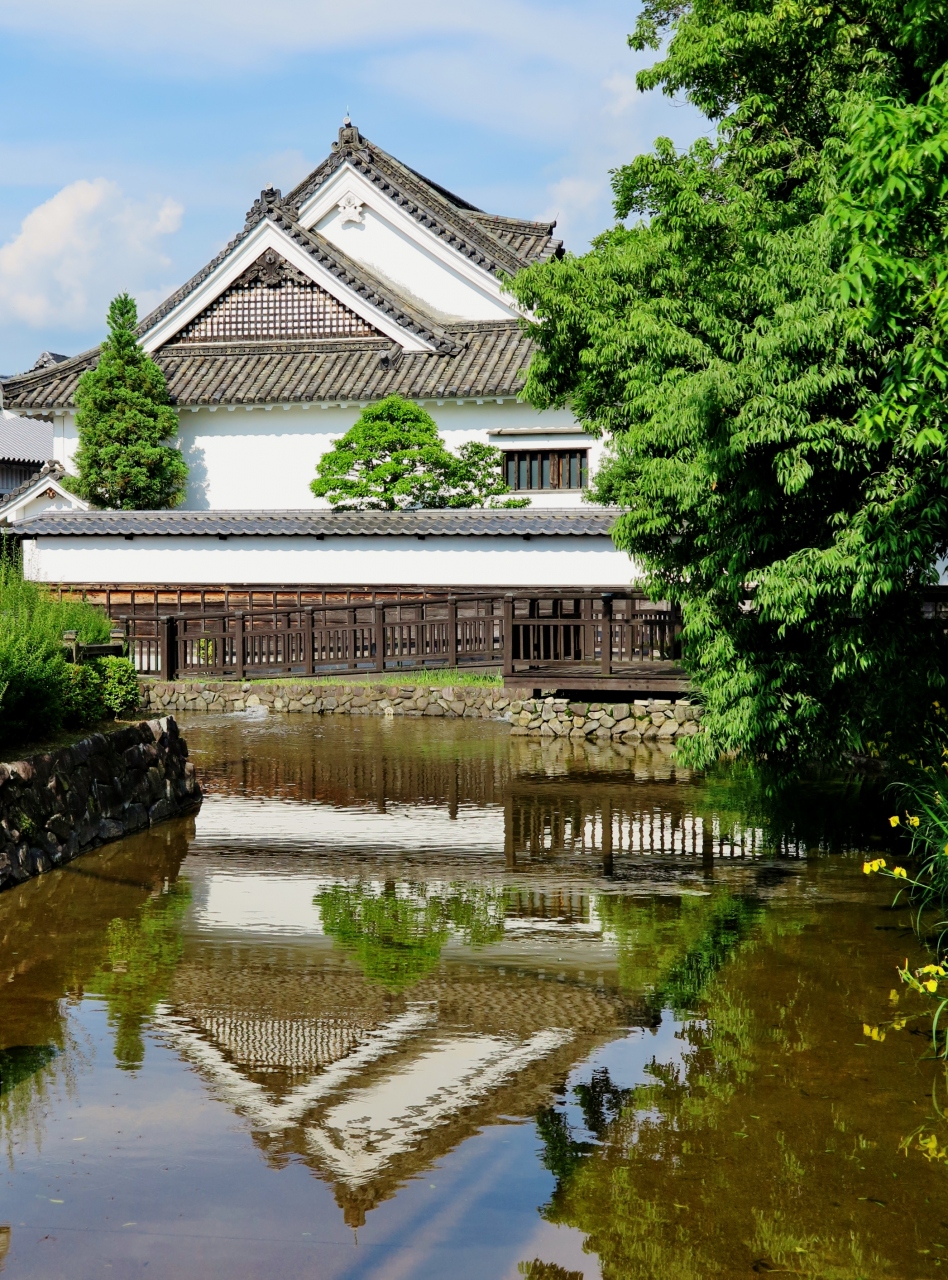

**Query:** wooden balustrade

left=120, top=591, right=684, bottom=688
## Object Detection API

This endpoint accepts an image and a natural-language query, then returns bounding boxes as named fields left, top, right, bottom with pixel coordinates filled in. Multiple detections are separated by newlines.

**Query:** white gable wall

left=300, top=165, right=516, bottom=323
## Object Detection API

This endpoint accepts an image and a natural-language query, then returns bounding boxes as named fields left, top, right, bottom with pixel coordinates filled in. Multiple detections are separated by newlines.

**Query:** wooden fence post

left=502, top=594, right=514, bottom=678
left=374, top=604, right=385, bottom=672
left=304, top=608, right=315, bottom=676
left=446, top=597, right=457, bottom=669
left=601, top=593, right=614, bottom=677
left=234, top=611, right=245, bottom=680
left=159, top=615, right=175, bottom=681
left=349, top=607, right=358, bottom=670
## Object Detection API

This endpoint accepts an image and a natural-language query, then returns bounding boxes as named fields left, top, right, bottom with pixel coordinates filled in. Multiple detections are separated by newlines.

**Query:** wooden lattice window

left=505, top=450, right=588, bottom=490
left=174, top=251, right=381, bottom=343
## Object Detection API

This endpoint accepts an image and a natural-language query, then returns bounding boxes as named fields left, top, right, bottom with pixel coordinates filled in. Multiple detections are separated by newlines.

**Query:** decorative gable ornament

left=171, top=250, right=382, bottom=345
left=337, top=193, right=365, bottom=226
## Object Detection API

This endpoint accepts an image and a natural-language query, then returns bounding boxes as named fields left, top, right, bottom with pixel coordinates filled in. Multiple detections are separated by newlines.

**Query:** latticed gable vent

left=171, top=250, right=381, bottom=343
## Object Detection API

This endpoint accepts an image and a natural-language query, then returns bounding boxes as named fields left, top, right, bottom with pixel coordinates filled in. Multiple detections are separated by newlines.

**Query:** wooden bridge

left=111, top=589, right=689, bottom=696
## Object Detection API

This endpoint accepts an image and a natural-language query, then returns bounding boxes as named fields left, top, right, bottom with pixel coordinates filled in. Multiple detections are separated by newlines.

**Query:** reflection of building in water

left=157, top=941, right=639, bottom=1226
left=506, top=789, right=807, bottom=866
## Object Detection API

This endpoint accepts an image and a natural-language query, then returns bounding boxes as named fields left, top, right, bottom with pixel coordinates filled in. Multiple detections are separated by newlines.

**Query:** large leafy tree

left=73, top=294, right=187, bottom=510
left=511, top=1, right=948, bottom=766
left=311, top=395, right=526, bottom=509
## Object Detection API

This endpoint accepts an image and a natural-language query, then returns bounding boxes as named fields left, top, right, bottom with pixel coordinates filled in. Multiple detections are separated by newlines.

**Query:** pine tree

left=311, top=395, right=524, bottom=509
left=73, top=294, right=187, bottom=509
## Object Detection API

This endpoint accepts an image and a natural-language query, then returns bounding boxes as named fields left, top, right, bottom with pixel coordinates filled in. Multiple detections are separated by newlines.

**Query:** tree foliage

left=310, top=395, right=527, bottom=509
left=510, top=0, right=948, bottom=766
left=73, top=293, right=187, bottom=510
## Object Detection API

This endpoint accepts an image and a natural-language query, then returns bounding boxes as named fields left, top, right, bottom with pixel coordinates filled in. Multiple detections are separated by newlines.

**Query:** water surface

left=0, top=714, right=943, bottom=1278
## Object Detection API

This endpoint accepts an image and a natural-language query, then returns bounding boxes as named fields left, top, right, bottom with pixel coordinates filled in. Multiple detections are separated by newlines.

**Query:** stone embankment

left=139, top=679, right=702, bottom=740
left=0, top=717, right=201, bottom=893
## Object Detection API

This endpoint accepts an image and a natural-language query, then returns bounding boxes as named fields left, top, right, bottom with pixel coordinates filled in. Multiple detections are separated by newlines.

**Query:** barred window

left=504, top=450, right=588, bottom=491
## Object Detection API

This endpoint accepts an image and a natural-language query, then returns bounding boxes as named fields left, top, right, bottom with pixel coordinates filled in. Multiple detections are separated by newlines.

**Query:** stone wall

left=0, top=717, right=201, bottom=894
left=138, top=679, right=702, bottom=740
left=509, top=696, right=701, bottom=741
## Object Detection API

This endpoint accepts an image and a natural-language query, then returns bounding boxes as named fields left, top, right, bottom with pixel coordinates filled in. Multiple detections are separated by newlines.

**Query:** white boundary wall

left=23, top=532, right=636, bottom=588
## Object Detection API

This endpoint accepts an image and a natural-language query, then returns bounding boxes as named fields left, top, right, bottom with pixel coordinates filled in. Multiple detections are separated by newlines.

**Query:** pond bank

left=139, top=679, right=703, bottom=741
left=0, top=716, right=200, bottom=893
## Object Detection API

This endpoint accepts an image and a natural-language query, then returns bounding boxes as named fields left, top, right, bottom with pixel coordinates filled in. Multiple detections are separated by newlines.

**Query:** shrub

left=94, top=656, right=141, bottom=716
left=62, top=663, right=106, bottom=729
left=0, top=562, right=111, bottom=748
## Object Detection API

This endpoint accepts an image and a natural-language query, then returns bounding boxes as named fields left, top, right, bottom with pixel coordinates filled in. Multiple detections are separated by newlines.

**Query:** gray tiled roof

left=0, top=409, right=52, bottom=463
left=14, top=508, right=617, bottom=539
left=3, top=322, right=533, bottom=410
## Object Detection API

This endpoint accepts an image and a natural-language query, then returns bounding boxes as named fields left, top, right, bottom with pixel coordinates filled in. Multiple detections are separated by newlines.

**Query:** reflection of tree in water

left=316, top=880, right=507, bottom=990
left=595, top=889, right=758, bottom=1014
left=0, top=1037, right=84, bottom=1166
left=527, top=905, right=902, bottom=1280
left=89, top=880, right=192, bottom=1070
left=518, top=1260, right=583, bottom=1280
left=0, top=1224, right=9, bottom=1272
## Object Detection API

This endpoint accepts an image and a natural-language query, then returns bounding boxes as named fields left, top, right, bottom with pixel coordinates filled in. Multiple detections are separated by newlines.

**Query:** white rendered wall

left=173, top=399, right=602, bottom=510
left=23, top=533, right=635, bottom=588
left=47, top=402, right=603, bottom=511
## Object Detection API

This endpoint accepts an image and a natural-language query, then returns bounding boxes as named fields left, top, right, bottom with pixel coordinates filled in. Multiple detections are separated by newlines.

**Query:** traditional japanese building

left=3, top=120, right=601, bottom=514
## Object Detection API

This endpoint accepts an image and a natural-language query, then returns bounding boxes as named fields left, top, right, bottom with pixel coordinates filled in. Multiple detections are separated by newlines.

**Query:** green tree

left=510, top=2, right=948, bottom=767
left=73, top=293, right=187, bottom=510
left=310, top=395, right=526, bottom=509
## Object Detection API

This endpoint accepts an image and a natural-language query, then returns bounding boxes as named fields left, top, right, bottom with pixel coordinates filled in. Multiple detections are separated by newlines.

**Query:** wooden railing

left=121, top=591, right=681, bottom=684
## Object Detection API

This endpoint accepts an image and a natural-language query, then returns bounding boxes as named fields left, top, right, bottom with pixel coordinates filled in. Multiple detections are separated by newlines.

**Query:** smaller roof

left=0, top=409, right=52, bottom=464
left=13, top=508, right=617, bottom=538
left=0, top=461, right=89, bottom=524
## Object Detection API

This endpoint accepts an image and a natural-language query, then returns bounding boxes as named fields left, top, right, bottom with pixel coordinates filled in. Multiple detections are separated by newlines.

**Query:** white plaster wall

left=23, top=533, right=635, bottom=588
left=173, top=399, right=602, bottom=511
left=46, top=401, right=603, bottom=511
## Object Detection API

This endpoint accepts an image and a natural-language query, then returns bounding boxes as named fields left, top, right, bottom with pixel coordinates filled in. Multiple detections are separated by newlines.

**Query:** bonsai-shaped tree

left=310, top=395, right=527, bottom=509
left=72, top=293, right=187, bottom=509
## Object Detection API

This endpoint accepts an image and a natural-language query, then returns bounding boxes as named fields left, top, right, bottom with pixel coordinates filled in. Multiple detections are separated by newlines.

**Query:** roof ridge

left=286, top=129, right=550, bottom=275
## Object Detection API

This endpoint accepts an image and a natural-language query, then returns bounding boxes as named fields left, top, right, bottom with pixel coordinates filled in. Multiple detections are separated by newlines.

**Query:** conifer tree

left=73, top=294, right=187, bottom=509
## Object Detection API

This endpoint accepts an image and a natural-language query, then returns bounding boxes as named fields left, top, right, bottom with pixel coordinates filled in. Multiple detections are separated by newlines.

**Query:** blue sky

left=0, top=0, right=706, bottom=377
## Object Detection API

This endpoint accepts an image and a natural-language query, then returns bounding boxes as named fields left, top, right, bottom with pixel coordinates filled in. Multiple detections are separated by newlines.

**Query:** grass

left=243, top=667, right=504, bottom=689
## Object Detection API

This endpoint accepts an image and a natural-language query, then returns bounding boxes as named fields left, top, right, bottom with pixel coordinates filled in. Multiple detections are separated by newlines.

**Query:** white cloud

left=0, top=180, right=182, bottom=329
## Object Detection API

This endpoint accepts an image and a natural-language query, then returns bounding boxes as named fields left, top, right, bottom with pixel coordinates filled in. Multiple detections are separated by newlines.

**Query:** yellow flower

left=889, top=815, right=900, bottom=827
left=909, top=815, right=921, bottom=828
left=893, top=867, right=908, bottom=879
left=863, top=858, right=886, bottom=874
left=925, top=979, right=939, bottom=993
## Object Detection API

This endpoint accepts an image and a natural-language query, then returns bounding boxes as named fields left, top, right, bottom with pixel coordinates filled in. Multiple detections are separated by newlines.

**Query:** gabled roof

left=287, top=122, right=562, bottom=276
left=1, top=122, right=558, bottom=411
left=0, top=461, right=89, bottom=523
left=139, top=199, right=463, bottom=356
left=0, top=409, right=52, bottom=463
left=14, top=508, right=616, bottom=538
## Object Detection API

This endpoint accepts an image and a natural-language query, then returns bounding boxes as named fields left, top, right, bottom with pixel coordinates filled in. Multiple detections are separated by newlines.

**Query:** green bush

left=62, top=663, right=106, bottom=729
left=0, top=561, right=112, bottom=748
left=94, top=656, right=140, bottom=716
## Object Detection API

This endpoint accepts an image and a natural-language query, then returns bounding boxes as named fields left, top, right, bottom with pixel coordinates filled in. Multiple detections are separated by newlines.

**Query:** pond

left=0, top=713, right=943, bottom=1278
